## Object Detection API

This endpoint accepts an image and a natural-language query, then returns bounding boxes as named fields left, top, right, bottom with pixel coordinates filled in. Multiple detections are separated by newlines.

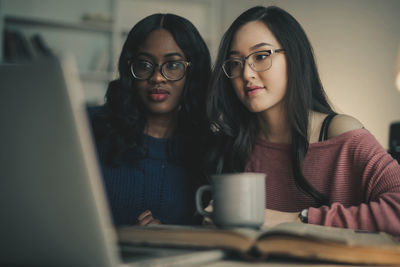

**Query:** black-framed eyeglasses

left=222, top=49, right=285, bottom=79
left=130, top=60, right=191, bottom=81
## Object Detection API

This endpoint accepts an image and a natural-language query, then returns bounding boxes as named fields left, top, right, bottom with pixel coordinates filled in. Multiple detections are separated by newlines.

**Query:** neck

left=257, top=107, right=290, bottom=143
left=145, top=111, right=178, bottom=139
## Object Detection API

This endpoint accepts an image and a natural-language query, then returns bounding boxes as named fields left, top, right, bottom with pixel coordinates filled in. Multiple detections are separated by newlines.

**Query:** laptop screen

left=0, top=57, right=120, bottom=267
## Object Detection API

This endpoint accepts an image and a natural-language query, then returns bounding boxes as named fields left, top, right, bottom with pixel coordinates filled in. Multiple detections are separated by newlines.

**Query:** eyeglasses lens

left=131, top=60, right=186, bottom=81
left=162, top=61, right=185, bottom=80
left=223, top=51, right=272, bottom=78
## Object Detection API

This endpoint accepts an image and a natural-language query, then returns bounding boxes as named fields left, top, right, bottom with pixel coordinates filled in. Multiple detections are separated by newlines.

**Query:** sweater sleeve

left=308, top=131, right=400, bottom=237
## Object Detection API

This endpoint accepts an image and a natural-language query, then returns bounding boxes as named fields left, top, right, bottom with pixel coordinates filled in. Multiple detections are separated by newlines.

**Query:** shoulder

left=328, top=114, right=364, bottom=138
left=87, top=104, right=106, bottom=116
left=86, top=105, right=111, bottom=139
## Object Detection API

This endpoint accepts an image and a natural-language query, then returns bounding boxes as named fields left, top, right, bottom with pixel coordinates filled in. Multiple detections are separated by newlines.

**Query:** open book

left=117, top=222, right=400, bottom=265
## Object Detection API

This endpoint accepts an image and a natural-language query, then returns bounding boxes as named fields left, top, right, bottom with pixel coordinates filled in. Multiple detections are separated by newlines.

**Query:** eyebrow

left=164, top=52, right=184, bottom=58
left=250, top=42, right=273, bottom=50
left=228, top=42, right=273, bottom=56
left=137, top=52, right=184, bottom=59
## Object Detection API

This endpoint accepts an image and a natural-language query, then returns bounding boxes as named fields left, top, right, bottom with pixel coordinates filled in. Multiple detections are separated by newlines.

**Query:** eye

left=253, top=51, right=271, bottom=62
left=165, top=61, right=184, bottom=70
left=228, top=59, right=242, bottom=68
left=136, top=60, right=153, bottom=70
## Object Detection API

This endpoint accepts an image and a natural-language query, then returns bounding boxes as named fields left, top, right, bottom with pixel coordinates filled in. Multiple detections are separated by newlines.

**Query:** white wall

left=218, top=0, right=400, bottom=149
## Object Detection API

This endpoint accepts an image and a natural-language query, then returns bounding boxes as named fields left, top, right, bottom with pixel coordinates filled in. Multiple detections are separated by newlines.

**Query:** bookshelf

left=3, top=15, right=115, bottom=81
left=4, top=15, right=113, bottom=33
left=2, top=14, right=115, bottom=104
left=0, top=0, right=221, bottom=104
left=0, top=0, right=115, bottom=104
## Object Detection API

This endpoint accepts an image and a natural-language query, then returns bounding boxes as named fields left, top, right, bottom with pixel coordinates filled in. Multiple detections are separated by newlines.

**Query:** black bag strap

left=318, top=113, right=337, bottom=142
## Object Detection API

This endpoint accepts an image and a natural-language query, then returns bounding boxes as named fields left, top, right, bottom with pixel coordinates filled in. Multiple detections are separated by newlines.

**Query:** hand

left=137, top=210, right=161, bottom=226
left=263, top=209, right=301, bottom=227
left=202, top=200, right=214, bottom=225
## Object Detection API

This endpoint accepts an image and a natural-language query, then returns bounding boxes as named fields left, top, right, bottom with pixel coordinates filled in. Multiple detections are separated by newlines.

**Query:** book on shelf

left=30, top=34, right=54, bottom=58
left=4, top=30, right=34, bottom=61
left=117, top=222, right=400, bottom=265
left=3, top=30, right=54, bottom=62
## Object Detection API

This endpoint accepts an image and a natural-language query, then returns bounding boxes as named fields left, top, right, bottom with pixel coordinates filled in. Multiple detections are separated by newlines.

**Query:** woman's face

left=133, top=29, right=186, bottom=116
left=228, top=21, right=287, bottom=115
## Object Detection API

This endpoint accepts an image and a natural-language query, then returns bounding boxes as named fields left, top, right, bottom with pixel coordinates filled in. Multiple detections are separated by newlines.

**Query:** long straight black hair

left=206, top=6, right=334, bottom=206
left=91, top=13, right=211, bottom=186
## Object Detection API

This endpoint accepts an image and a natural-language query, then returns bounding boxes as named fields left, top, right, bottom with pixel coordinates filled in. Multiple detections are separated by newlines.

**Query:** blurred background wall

left=1, top=0, right=399, bottom=149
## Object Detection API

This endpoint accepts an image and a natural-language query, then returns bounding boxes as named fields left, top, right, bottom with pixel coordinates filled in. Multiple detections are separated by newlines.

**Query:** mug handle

left=195, top=185, right=212, bottom=217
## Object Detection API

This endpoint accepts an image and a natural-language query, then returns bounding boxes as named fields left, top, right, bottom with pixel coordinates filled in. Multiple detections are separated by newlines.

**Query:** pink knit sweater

left=245, top=128, right=400, bottom=237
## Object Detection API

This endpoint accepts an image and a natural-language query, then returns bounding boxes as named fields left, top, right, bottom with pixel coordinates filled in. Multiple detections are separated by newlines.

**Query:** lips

left=245, top=85, right=264, bottom=96
left=148, top=88, right=170, bottom=101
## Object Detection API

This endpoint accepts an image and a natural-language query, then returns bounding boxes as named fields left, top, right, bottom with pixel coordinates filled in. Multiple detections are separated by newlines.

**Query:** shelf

left=5, top=15, right=112, bottom=33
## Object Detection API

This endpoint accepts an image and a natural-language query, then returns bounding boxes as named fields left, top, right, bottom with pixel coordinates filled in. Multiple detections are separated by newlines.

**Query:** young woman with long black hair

left=206, top=6, right=400, bottom=237
left=90, top=13, right=211, bottom=226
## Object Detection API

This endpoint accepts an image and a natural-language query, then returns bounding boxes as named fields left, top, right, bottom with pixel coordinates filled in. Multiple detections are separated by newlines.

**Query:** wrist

left=298, top=208, right=309, bottom=223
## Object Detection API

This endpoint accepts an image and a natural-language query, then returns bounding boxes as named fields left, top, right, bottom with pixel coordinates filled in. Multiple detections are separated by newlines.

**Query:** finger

left=137, top=212, right=153, bottom=225
left=148, top=219, right=161, bottom=225
left=203, top=216, right=213, bottom=225
left=205, top=200, right=214, bottom=213
left=137, top=210, right=152, bottom=221
left=204, top=204, right=213, bottom=213
left=138, top=215, right=154, bottom=226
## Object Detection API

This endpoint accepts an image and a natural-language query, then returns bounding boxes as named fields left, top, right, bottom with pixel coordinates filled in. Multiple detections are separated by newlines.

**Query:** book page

left=117, top=223, right=400, bottom=265
left=258, top=222, right=400, bottom=248
left=117, top=224, right=258, bottom=252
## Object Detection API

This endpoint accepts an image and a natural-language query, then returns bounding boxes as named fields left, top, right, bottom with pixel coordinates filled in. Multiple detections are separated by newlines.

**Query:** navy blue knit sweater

left=88, top=109, right=197, bottom=226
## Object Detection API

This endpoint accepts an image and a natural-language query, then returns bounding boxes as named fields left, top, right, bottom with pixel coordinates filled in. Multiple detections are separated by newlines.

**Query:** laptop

left=0, top=56, right=224, bottom=267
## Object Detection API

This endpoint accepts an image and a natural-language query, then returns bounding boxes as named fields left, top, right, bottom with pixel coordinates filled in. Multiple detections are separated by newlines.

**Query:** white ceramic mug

left=196, top=172, right=266, bottom=228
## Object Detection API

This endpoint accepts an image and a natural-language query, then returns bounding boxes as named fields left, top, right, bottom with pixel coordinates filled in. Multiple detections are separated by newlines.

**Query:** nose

left=242, top=60, right=256, bottom=81
left=149, top=66, right=167, bottom=83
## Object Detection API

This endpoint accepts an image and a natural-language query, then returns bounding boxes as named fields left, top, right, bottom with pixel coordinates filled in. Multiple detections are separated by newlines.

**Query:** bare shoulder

left=328, top=114, right=364, bottom=138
